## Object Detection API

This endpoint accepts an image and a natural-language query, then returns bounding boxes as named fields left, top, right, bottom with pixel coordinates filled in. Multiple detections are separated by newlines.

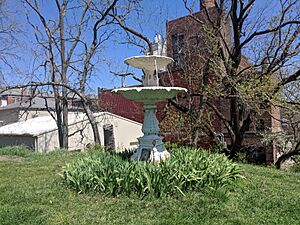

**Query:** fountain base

left=130, top=102, right=170, bottom=163
left=131, top=134, right=170, bottom=163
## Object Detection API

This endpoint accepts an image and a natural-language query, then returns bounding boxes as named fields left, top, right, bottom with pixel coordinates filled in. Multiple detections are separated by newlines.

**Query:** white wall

left=36, top=130, right=59, bottom=152
left=98, top=113, right=142, bottom=151
left=35, top=112, right=142, bottom=152
left=0, top=99, right=7, bottom=107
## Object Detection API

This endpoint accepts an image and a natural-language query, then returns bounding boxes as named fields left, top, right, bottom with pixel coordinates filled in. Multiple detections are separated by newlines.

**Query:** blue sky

left=3, top=0, right=193, bottom=92
left=3, top=0, right=279, bottom=93
left=96, top=0, right=196, bottom=90
left=96, top=0, right=278, bottom=90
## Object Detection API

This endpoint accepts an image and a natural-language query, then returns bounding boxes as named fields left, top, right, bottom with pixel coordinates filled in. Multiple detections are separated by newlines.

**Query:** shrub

left=0, top=146, right=34, bottom=157
left=164, top=141, right=181, bottom=150
left=290, top=161, right=300, bottom=173
left=62, top=147, right=243, bottom=197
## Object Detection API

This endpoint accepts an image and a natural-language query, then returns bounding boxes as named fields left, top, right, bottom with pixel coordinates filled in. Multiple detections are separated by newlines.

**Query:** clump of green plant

left=63, top=147, right=243, bottom=197
left=164, top=141, right=181, bottom=150
left=289, top=158, right=300, bottom=173
left=114, top=149, right=135, bottom=160
left=0, top=146, right=34, bottom=157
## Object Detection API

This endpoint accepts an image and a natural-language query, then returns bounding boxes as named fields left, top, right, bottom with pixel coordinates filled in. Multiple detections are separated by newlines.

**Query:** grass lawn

left=1, top=148, right=300, bottom=225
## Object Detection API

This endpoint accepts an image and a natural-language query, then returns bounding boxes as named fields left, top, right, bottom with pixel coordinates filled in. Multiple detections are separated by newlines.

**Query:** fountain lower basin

left=113, top=86, right=187, bottom=163
left=112, top=86, right=187, bottom=103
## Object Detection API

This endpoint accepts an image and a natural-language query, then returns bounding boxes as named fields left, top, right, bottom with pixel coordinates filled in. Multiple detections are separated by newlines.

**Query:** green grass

left=1, top=146, right=300, bottom=225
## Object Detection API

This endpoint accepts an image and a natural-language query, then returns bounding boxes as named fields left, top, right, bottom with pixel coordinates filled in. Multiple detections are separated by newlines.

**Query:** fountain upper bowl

left=112, top=86, right=187, bottom=103
left=124, top=55, right=174, bottom=71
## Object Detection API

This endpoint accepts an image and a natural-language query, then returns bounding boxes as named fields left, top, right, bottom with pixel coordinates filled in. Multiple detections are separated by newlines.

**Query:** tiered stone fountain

left=113, top=55, right=187, bottom=163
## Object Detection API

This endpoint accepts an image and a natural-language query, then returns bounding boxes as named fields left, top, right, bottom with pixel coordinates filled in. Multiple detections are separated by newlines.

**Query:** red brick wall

left=270, top=105, right=282, bottom=132
left=99, top=89, right=144, bottom=123
left=201, top=0, right=215, bottom=9
left=98, top=89, right=168, bottom=124
left=7, top=96, right=15, bottom=105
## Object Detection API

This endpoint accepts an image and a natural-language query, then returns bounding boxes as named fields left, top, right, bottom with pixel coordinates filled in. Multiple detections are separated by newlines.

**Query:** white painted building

left=0, top=112, right=142, bottom=152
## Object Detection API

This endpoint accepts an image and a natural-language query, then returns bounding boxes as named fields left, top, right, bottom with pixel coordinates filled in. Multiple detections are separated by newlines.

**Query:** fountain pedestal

left=132, top=103, right=170, bottom=162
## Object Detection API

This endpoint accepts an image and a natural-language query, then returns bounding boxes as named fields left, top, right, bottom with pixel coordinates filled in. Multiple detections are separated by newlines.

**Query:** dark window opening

left=103, top=124, right=115, bottom=151
left=190, top=34, right=201, bottom=47
left=256, top=119, right=265, bottom=132
left=172, top=33, right=184, bottom=67
left=140, top=148, right=151, bottom=161
left=238, top=105, right=244, bottom=119
left=244, top=122, right=251, bottom=132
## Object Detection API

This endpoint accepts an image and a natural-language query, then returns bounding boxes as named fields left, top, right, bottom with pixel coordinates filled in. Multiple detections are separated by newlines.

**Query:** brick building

left=0, top=87, right=93, bottom=126
left=99, top=0, right=281, bottom=163
left=0, top=88, right=33, bottom=107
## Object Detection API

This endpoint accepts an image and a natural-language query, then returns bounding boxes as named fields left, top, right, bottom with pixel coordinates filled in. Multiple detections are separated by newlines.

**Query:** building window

left=190, top=34, right=201, bottom=47
left=172, top=33, right=184, bottom=67
left=103, top=124, right=115, bottom=151
left=256, top=119, right=265, bottom=132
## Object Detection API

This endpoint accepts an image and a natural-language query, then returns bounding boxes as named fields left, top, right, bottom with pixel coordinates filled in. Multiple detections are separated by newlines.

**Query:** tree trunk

left=229, top=89, right=241, bottom=158
left=275, top=144, right=300, bottom=169
left=62, top=87, right=69, bottom=149
left=83, top=102, right=101, bottom=144
left=59, top=1, right=69, bottom=149
left=54, top=92, right=64, bottom=148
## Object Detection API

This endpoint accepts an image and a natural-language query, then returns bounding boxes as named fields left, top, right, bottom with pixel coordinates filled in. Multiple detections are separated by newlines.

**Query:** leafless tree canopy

left=0, top=0, right=21, bottom=80
left=6, top=0, right=123, bottom=149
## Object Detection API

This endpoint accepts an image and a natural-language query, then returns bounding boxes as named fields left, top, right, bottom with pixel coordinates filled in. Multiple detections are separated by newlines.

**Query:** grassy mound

left=63, top=148, right=242, bottom=197
left=1, top=147, right=300, bottom=224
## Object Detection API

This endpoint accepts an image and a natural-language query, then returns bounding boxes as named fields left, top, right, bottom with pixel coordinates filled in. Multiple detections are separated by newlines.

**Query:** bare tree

left=168, top=0, right=300, bottom=159
left=109, top=0, right=300, bottom=163
left=22, top=0, right=119, bottom=149
left=0, top=0, right=20, bottom=80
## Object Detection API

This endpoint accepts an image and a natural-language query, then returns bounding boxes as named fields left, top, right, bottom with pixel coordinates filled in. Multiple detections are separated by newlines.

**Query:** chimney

left=201, top=0, right=215, bottom=9
left=7, top=96, right=14, bottom=105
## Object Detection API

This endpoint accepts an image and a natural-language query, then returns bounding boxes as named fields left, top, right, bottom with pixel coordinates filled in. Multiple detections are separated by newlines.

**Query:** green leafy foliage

left=164, top=141, right=181, bottom=150
left=290, top=159, right=300, bottom=172
left=0, top=146, right=34, bottom=157
left=63, top=148, right=242, bottom=197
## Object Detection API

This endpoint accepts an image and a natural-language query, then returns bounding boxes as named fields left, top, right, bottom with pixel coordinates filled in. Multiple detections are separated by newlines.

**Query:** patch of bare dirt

left=0, top=155, right=25, bottom=162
